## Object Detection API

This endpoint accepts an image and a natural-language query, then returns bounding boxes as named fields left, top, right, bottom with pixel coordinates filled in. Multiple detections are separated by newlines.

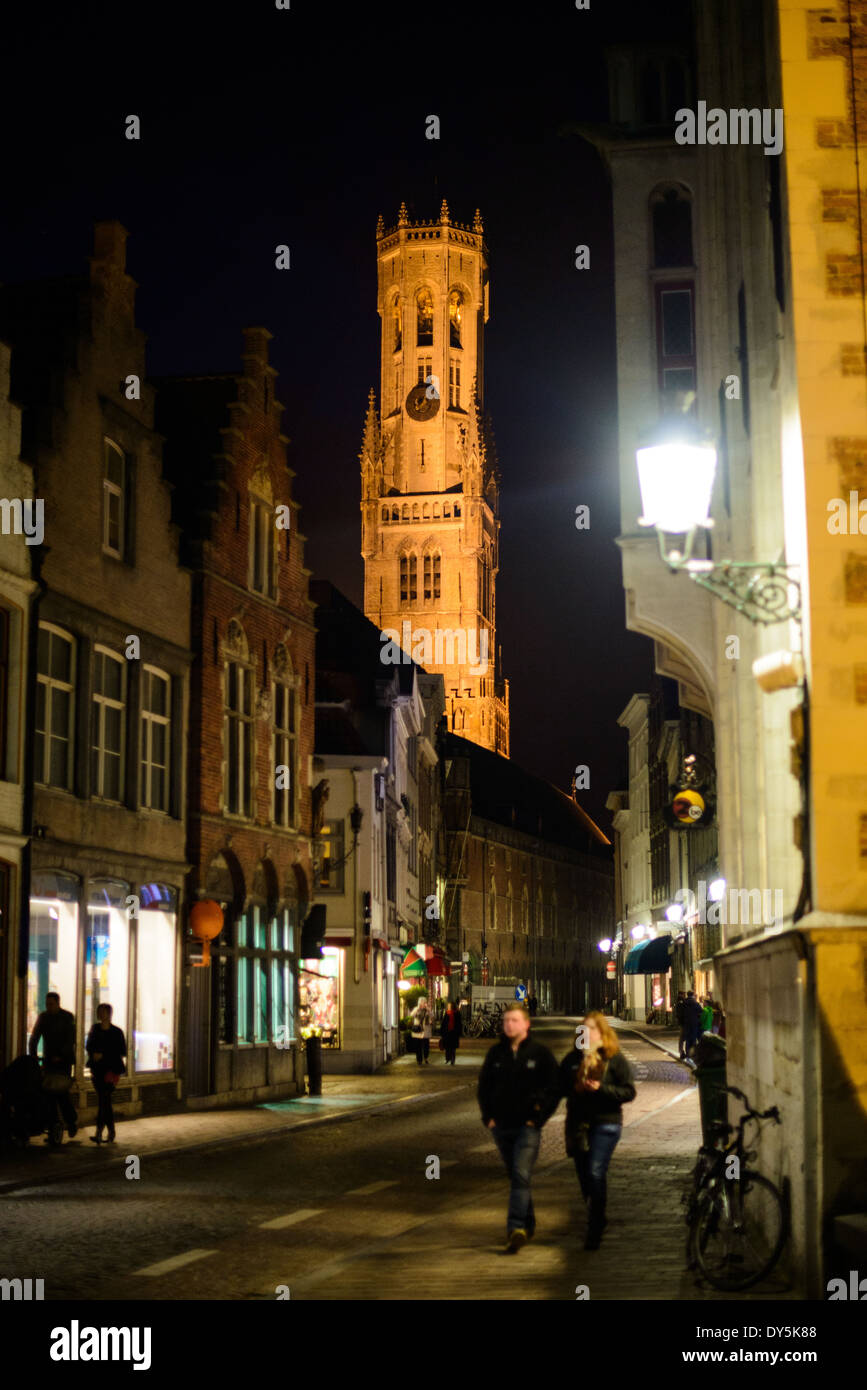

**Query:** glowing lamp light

left=598, top=938, right=612, bottom=953
left=637, top=442, right=717, bottom=536
left=397, top=979, right=412, bottom=992
left=189, top=898, right=224, bottom=967
left=631, top=924, right=647, bottom=941
left=665, top=903, right=683, bottom=923
left=708, top=878, right=726, bottom=903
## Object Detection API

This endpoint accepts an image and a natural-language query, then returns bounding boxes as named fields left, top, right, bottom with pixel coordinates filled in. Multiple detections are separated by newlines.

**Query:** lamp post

left=635, top=421, right=801, bottom=625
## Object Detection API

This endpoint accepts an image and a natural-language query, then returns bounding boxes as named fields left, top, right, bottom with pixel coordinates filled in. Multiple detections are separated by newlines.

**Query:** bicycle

left=684, top=1085, right=787, bottom=1291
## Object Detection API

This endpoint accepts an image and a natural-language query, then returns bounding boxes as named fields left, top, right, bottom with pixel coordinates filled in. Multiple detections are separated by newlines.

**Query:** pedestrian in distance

left=28, top=992, right=78, bottom=1139
left=528, top=993, right=538, bottom=1017
left=439, top=999, right=462, bottom=1064
left=675, top=991, right=687, bottom=1059
left=410, top=995, right=433, bottom=1066
left=85, top=1003, right=127, bottom=1144
left=558, top=1011, right=636, bottom=1250
left=701, top=996, right=715, bottom=1034
left=682, top=990, right=704, bottom=1063
left=477, top=1002, right=559, bottom=1253
left=711, top=999, right=725, bottom=1037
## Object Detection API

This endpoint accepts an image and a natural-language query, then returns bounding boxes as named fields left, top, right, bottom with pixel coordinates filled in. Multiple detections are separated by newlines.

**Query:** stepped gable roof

left=444, top=732, right=611, bottom=855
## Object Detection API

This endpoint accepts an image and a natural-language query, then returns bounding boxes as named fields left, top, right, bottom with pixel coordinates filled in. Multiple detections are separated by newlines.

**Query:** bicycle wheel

left=695, top=1171, right=786, bottom=1291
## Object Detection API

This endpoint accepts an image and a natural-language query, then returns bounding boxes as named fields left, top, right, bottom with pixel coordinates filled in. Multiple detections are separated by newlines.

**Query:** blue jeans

left=492, top=1124, right=541, bottom=1235
left=573, top=1123, right=621, bottom=1234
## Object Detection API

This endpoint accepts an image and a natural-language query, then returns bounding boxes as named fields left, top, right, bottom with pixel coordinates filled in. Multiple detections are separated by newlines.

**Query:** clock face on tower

left=405, top=382, right=440, bottom=422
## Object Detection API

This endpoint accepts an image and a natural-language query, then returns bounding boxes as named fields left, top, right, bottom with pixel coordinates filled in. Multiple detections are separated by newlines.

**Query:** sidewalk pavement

left=0, top=1043, right=490, bottom=1194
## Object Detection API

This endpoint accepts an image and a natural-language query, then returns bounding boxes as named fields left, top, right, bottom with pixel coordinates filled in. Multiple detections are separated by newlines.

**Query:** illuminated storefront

left=27, top=870, right=179, bottom=1075
left=299, top=945, right=341, bottom=1048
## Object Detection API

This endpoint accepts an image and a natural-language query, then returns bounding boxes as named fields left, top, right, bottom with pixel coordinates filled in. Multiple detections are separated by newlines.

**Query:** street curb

left=620, top=1024, right=694, bottom=1070
left=0, top=1081, right=475, bottom=1197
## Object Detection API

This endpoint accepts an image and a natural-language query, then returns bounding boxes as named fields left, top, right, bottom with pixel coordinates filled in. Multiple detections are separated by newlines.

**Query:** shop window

left=91, top=646, right=126, bottom=801
left=237, top=904, right=269, bottom=1044
left=141, top=666, right=171, bottom=812
left=299, top=945, right=341, bottom=1047
left=28, top=870, right=80, bottom=1045
left=135, top=883, right=177, bottom=1071
left=85, top=879, right=130, bottom=1038
left=317, top=819, right=345, bottom=892
left=36, top=624, right=75, bottom=790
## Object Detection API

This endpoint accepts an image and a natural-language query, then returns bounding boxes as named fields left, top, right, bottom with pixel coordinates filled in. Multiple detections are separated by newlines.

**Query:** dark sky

left=1, top=0, right=691, bottom=827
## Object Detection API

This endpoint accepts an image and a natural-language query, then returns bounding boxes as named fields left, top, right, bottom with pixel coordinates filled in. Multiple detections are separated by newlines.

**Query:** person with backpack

left=675, top=991, right=687, bottom=1059
left=28, top=992, right=78, bottom=1138
left=85, top=1002, right=127, bottom=1144
left=410, top=995, right=433, bottom=1066
left=557, top=1011, right=636, bottom=1249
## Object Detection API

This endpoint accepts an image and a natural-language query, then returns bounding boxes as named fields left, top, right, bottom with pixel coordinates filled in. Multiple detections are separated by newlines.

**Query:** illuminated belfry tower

left=360, top=200, right=510, bottom=756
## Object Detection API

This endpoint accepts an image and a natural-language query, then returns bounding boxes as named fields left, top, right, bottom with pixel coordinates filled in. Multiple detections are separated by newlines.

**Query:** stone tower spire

left=359, top=203, right=510, bottom=757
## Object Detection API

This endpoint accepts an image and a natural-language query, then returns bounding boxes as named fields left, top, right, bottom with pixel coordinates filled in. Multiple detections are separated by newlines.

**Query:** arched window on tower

left=399, top=553, right=417, bottom=604
left=449, top=290, right=463, bottom=348
left=392, top=296, right=402, bottom=352
left=416, top=288, right=433, bottom=346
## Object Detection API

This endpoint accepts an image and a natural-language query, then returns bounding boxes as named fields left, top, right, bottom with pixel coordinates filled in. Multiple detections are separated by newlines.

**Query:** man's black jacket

left=477, top=1035, right=560, bottom=1129
left=28, top=1009, right=76, bottom=1068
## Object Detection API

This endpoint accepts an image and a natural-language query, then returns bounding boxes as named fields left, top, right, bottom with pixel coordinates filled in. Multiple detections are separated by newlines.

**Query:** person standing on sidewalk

left=675, top=991, right=687, bottom=1059
left=477, top=1003, right=559, bottom=1253
left=410, top=995, right=433, bottom=1066
left=682, top=990, right=704, bottom=1061
left=28, top=992, right=78, bottom=1139
left=439, top=999, right=462, bottom=1064
left=85, top=1003, right=127, bottom=1144
left=558, top=1012, right=636, bottom=1250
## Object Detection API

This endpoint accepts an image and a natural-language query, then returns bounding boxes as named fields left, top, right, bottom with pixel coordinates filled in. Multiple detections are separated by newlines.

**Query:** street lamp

left=636, top=421, right=801, bottom=625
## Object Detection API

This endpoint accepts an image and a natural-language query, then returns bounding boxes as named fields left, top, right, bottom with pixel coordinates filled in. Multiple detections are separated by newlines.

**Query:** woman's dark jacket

left=85, top=1024, right=128, bottom=1080
left=439, top=1010, right=463, bottom=1045
left=558, top=1047, right=636, bottom=1135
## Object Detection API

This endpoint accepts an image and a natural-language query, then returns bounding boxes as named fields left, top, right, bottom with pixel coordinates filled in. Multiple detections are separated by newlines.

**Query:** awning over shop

left=624, top=935, right=672, bottom=975
left=398, top=943, right=450, bottom=977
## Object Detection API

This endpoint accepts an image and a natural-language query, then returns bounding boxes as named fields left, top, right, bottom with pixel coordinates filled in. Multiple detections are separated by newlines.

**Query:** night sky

left=2, top=1, right=691, bottom=827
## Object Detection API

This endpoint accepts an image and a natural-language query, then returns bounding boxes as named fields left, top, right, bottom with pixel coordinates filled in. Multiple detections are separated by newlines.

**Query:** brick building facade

left=156, top=327, right=315, bottom=1104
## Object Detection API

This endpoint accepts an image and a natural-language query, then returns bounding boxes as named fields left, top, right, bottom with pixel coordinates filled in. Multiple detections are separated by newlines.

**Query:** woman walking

left=85, top=1003, right=127, bottom=1144
left=439, top=1000, right=463, bottom=1064
left=409, top=995, right=433, bottom=1066
left=558, top=1011, right=636, bottom=1249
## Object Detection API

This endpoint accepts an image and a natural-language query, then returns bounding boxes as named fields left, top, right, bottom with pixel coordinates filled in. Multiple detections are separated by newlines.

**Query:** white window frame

left=35, top=623, right=75, bottom=789
left=249, top=495, right=276, bottom=598
left=102, top=438, right=126, bottom=559
left=91, top=645, right=126, bottom=802
left=141, top=665, right=171, bottom=812
left=225, top=659, right=255, bottom=818
left=272, top=678, right=298, bottom=829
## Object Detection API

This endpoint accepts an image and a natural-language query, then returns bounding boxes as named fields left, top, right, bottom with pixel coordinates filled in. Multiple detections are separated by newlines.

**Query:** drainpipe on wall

left=17, top=542, right=44, bottom=1053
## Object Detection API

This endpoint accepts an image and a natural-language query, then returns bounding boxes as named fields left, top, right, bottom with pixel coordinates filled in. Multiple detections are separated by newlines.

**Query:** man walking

left=477, top=1003, right=559, bottom=1253
left=29, top=991, right=78, bottom=1137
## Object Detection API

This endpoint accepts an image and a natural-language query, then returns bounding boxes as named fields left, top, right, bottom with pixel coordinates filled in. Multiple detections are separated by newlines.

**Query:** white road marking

left=258, top=1208, right=324, bottom=1230
left=132, top=1248, right=218, bottom=1277
left=345, top=1179, right=398, bottom=1196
